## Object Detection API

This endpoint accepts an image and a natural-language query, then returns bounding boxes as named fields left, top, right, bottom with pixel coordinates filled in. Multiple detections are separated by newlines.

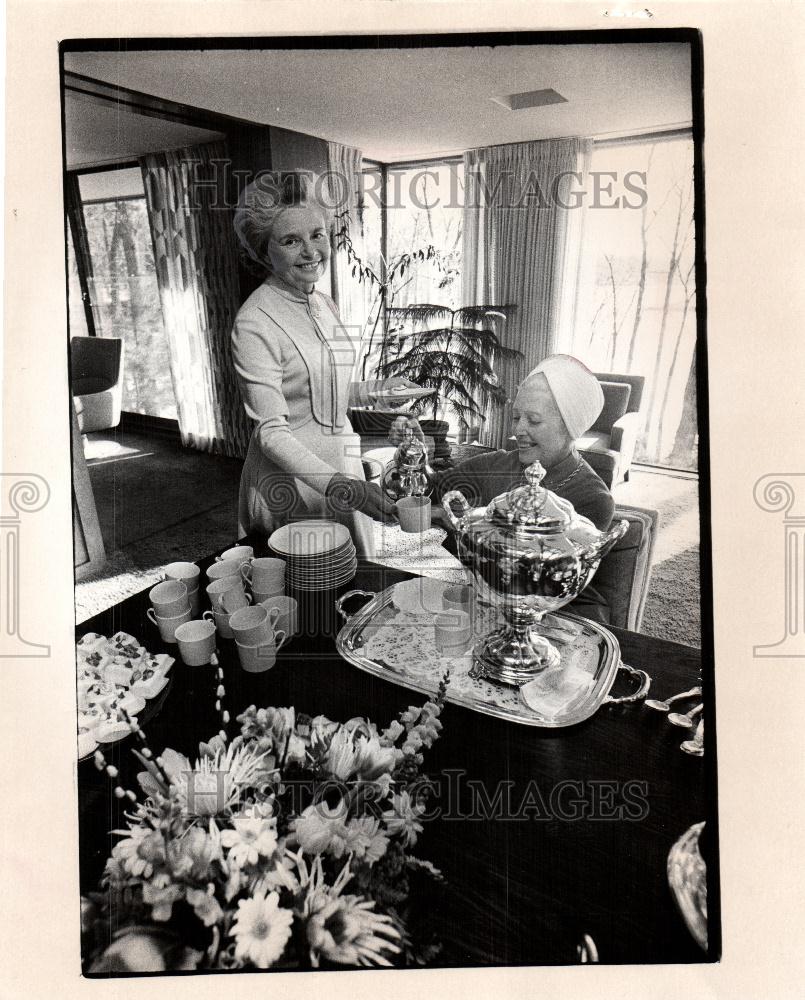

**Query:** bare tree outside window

left=569, top=137, right=697, bottom=471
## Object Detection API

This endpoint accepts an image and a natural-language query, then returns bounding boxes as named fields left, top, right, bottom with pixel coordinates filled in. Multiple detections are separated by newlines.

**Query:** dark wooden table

left=77, top=555, right=717, bottom=968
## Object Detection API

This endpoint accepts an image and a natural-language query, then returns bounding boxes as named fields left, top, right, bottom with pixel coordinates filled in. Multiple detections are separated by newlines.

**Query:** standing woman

left=231, top=171, right=400, bottom=557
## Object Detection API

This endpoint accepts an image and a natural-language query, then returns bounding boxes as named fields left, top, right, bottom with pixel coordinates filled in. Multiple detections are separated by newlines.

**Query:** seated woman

left=392, top=355, right=615, bottom=622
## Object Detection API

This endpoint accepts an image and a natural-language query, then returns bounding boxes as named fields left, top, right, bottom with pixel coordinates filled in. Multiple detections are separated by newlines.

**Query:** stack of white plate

left=268, top=520, right=357, bottom=591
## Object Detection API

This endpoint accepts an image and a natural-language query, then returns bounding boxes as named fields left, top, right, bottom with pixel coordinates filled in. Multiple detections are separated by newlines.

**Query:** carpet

left=87, top=433, right=243, bottom=551
left=614, top=469, right=702, bottom=647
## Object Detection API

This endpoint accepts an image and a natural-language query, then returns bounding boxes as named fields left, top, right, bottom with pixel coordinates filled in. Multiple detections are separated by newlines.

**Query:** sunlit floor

left=75, top=430, right=702, bottom=646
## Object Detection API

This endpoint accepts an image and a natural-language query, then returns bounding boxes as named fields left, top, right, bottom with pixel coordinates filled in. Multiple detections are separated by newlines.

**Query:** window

left=71, top=167, right=178, bottom=420
left=565, top=136, right=697, bottom=471
left=351, top=160, right=465, bottom=386
left=384, top=161, right=464, bottom=309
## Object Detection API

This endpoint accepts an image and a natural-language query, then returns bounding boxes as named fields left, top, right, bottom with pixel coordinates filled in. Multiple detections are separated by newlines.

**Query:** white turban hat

left=522, top=355, right=604, bottom=439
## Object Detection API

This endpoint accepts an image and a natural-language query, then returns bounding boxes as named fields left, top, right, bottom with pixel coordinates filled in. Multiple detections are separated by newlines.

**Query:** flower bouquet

left=82, top=673, right=449, bottom=973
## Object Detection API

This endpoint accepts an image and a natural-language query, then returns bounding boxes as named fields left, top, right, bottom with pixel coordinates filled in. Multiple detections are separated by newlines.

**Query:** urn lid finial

left=488, top=461, right=573, bottom=530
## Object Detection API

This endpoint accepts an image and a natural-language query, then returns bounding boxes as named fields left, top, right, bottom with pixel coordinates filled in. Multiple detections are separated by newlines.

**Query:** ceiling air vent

left=491, top=89, right=568, bottom=111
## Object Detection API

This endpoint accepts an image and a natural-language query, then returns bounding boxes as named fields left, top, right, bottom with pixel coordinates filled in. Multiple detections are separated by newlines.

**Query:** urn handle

left=594, top=517, right=630, bottom=560
left=441, top=490, right=471, bottom=532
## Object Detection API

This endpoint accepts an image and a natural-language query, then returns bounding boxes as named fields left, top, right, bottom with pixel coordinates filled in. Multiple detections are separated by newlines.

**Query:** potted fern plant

left=377, top=303, right=521, bottom=435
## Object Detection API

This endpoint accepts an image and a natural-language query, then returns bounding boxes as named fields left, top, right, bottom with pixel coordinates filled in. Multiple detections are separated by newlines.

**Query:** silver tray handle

left=335, top=589, right=377, bottom=622
left=603, top=662, right=652, bottom=705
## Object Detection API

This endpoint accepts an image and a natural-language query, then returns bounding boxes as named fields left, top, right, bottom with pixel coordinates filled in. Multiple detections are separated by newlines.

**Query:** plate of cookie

left=76, top=631, right=174, bottom=760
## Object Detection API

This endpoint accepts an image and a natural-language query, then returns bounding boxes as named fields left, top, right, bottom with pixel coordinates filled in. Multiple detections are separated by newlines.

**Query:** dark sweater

left=433, top=449, right=615, bottom=623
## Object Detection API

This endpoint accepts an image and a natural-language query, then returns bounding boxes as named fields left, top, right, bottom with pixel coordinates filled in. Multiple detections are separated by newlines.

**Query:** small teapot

left=441, top=461, right=628, bottom=686
left=381, top=424, right=435, bottom=502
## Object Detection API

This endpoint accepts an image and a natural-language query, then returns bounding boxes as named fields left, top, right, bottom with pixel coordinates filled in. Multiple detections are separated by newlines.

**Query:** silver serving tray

left=336, top=578, right=649, bottom=728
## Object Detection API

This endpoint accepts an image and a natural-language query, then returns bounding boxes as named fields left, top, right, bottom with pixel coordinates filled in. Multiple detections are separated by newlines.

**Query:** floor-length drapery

left=327, top=141, right=366, bottom=339
left=140, top=141, right=251, bottom=458
left=462, top=138, right=592, bottom=448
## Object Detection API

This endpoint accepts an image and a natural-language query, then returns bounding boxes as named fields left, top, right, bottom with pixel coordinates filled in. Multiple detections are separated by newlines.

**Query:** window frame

left=66, top=160, right=141, bottom=339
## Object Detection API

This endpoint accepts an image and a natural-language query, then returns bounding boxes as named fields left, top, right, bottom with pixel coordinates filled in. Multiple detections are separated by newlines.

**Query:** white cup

left=218, top=545, right=254, bottom=564
left=187, top=585, right=201, bottom=619
left=253, top=588, right=284, bottom=605
left=258, top=595, right=298, bottom=641
left=174, top=619, right=217, bottom=666
left=206, top=559, right=245, bottom=583
left=149, top=579, right=190, bottom=618
left=235, top=631, right=288, bottom=673
left=242, top=556, right=285, bottom=592
left=442, top=584, right=472, bottom=611
left=147, top=606, right=192, bottom=644
left=203, top=607, right=234, bottom=639
left=229, top=604, right=280, bottom=646
left=163, top=561, right=201, bottom=589
left=206, top=576, right=251, bottom=613
left=434, top=610, right=473, bottom=654
left=397, top=495, right=432, bottom=533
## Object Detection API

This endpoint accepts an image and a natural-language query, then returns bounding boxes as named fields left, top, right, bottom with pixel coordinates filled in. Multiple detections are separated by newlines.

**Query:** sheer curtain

left=327, top=141, right=366, bottom=340
left=140, top=141, right=251, bottom=458
left=463, top=137, right=592, bottom=448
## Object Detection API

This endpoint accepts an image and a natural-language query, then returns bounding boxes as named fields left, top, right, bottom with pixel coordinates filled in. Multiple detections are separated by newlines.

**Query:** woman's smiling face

left=511, top=374, right=573, bottom=469
left=266, top=206, right=330, bottom=292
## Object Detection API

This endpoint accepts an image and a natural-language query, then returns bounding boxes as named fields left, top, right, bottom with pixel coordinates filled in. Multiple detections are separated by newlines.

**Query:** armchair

left=575, top=373, right=645, bottom=488
left=593, top=504, right=658, bottom=631
left=71, top=336, right=125, bottom=434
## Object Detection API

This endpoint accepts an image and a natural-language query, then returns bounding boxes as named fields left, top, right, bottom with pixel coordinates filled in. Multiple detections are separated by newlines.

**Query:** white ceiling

left=65, top=42, right=692, bottom=163
left=64, top=89, right=224, bottom=169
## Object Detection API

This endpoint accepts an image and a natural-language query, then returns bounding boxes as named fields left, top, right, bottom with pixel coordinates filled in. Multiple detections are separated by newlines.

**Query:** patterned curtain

left=140, top=141, right=251, bottom=458
left=327, top=141, right=365, bottom=338
left=462, top=137, right=592, bottom=448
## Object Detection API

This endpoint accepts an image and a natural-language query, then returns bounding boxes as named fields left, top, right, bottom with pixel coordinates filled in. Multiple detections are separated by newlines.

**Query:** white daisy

left=220, top=817, right=279, bottom=868
left=230, top=890, right=293, bottom=969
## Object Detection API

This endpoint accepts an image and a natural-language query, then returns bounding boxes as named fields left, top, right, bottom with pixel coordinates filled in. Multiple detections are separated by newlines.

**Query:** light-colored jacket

left=231, top=276, right=376, bottom=494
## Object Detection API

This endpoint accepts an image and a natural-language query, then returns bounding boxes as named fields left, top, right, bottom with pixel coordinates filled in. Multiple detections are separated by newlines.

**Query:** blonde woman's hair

left=233, top=170, right=335, bottom=270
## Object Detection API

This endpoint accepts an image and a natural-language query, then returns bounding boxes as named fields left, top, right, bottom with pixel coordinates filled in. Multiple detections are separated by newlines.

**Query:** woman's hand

left=325, top=474, right=399, bottom=524
left=388, top=415, right=426, bottom=447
